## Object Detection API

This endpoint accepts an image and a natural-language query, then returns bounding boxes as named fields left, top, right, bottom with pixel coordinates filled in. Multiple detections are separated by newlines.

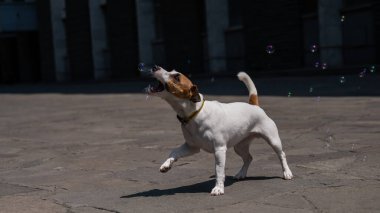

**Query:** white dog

left=146, top=65, right=293, bottom=196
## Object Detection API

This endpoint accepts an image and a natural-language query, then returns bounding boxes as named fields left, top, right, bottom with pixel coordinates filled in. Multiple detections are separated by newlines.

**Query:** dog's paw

left=233, top=170, right=247, bottom=180
left=210, top=185, right=224, bottom=196
left=283, top=170, right=293, bottom=180
left=159, top=164, right=171, bottom=173
left=159, top=159, right=174, bottom=173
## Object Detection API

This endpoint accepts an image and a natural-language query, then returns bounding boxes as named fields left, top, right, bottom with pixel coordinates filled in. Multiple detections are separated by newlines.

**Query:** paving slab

left=0, top=78, right=380, bottom=212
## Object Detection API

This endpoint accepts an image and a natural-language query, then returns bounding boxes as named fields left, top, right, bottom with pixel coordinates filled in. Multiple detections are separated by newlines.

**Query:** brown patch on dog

left=166, top=73, right=201, bottom=102
left=249, top=94, right=259, bottom=105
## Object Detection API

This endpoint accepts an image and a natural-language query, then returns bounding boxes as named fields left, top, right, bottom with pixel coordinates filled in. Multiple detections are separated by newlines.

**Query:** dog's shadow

left=121, top=176, right=280, bottom=198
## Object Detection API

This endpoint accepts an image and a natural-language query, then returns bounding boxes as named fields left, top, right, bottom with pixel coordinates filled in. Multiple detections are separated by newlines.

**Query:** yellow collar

left=176, top=99, right=205, bottom=125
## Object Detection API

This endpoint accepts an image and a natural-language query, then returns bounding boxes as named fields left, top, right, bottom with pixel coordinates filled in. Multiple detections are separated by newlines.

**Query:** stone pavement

left=0, top=76, right=380, bottom=212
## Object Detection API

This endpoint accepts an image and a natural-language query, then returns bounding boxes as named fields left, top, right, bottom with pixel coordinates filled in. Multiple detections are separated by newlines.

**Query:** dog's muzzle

left=152, top=65, right=160, bottom=73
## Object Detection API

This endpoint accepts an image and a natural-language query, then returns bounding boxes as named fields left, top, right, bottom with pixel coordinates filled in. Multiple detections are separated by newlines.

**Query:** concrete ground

left=0, top=75, right=380, bottom=212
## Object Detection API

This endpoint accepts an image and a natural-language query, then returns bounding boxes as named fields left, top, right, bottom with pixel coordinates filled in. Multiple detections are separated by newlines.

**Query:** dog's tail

left=237, top=72, right=259, bottom=106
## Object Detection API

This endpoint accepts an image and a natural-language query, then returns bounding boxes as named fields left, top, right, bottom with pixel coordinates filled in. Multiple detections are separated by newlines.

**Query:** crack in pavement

left=50, top=198, right=121, bottom=213
left=302, top=195, right=322, bottom=213
left=88, top=206, right=121, bottom=213
left=0, top=182, right=46, bottom=196
left=51, top=199, right=74, bottom=213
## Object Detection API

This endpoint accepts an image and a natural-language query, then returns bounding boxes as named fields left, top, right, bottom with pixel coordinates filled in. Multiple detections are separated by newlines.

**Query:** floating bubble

left=138, top=62, right=145, bottom=72
left=362, top=155, right=367, bottom=162
left=351, top=144, right=356, bottom=152
left=341, top=15, right=345, bottom=22
left=187, top=59, right=191, bottom=64
left=210, top=77, right=215, bottom=83
left=287, top=91, right=292, bottom=97
left=324, top=131, right=334, bottom=149
left=369, top=65, right=376, bottom=73
left=309, top=87, right=313, bottom=93
left=324, top=142, right=331, bottom=149
left=314, top=62, right=320, bottom=68
left=54, top=167, right=64, bottom=171
left=339, top=76, right=346, bottom=84
left=321, top=63, right=328, bottom=70
left=310, top=44, right=318, bottom=53
left=359, top=68, right=367, bottom=78
left=266, top=45, right=275, bottom=54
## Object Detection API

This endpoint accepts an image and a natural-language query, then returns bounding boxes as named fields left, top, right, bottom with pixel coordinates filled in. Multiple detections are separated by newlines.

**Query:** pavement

left=0, top=75, right=380, bottom=212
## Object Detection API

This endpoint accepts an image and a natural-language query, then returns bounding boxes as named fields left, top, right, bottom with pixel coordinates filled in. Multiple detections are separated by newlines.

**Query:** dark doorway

left=0, top=32, right=40, bottom=83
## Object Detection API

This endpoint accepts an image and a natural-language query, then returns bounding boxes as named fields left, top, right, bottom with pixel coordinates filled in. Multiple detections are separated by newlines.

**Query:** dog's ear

left=190, top=85, right=201, bottom=102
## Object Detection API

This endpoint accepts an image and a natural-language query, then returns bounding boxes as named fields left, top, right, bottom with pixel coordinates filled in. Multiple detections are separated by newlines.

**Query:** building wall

left=65, top=0, right=93, bottom=81
left=106, top=0, right=139, bottom=78
left=50, top=0, right=68, bottom=82
left=341, top=0, right=377, bottom=65
left=243, top=0, right=303, bottom=71
left=1, top=0, right=379, bottom=84
left=36, top=0, right=55, bottom=81
left=156, top=0, right=205, bottom=74
left=373, top=2, right=380, bottom=64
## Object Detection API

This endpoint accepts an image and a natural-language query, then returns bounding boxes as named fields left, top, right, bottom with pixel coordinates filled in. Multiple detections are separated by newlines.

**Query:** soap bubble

left=324, top=130, right=334, bottom=149
left=310, top=44, right=318, bottom=53
left=314, top=62, right=320, bottom=68
left=369, top=65, right=376, bottom=73
left=138, top=63, right=145, bottom=72
left=287, top=91, right=292, bottom=97
left=359, top=68, right=367, bottom=78
left=341, top=15, right=345, bottom=22
left=210, top=77, right=215, bottom=83
left=339, top=76, right=346, bottom=84
left=309, top=87, right=313, bottom=93
left=266, top=45, right=275, bottom=54
left=138, top=63, right=154, bottom=77
left=321, top=63, right=328, bottom=70
left=351, top=144, right=356, bottom=152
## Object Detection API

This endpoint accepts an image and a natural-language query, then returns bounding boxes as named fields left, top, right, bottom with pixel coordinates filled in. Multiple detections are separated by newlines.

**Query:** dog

left=146, top=65, right=293, bottom=196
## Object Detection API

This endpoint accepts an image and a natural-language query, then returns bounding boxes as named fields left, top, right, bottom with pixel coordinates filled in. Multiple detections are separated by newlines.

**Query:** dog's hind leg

left=233, top=137, right=253, bottom=180
left=259, top=119, right=293, bottom=180
left=160, top=143, right=200, bottom=173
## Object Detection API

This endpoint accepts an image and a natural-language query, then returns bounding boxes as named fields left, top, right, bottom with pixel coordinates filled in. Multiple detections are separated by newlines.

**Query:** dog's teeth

left=145, top=84, right=151, bottom=93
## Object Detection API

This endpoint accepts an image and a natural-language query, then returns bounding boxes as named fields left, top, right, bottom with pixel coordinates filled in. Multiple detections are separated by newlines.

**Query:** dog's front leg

left=160, top=143, right=199, bottom=173
left=211, top=147, right=227, bottom=196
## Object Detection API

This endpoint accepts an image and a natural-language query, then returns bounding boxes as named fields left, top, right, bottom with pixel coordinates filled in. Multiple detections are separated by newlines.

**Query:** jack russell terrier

left=146, top=65, right=293, bottom=196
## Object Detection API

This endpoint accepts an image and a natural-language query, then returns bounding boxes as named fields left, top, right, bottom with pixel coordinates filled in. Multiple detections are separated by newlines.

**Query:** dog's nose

left=152, top=65, right=160, bottom=72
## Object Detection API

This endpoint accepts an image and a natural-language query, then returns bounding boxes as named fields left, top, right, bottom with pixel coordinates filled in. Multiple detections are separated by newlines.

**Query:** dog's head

left=146, top=65, right=201, bottom=103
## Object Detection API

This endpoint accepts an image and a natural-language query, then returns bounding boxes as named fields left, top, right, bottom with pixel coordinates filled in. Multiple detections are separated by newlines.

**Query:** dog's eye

left=173, top=74, right=181, bottom=82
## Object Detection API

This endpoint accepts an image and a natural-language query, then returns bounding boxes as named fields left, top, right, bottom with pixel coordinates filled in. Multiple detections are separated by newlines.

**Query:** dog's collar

left=176, top=99, right=205, bottom=125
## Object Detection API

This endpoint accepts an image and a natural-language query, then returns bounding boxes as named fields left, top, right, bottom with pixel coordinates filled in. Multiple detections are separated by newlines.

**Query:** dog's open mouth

left=147, top=80, right=165, bottom=93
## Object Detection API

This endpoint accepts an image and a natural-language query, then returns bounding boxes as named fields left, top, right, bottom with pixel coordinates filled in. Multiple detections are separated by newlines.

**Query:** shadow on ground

left=121, top=176, right=281, bottom=198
